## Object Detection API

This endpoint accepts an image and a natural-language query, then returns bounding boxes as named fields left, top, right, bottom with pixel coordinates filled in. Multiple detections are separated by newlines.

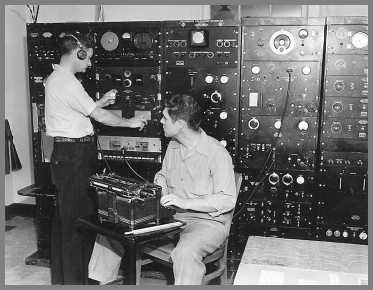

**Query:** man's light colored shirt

left=154, top=130, right=237, bottom=228
left=45, top=64, right=96, bottom=138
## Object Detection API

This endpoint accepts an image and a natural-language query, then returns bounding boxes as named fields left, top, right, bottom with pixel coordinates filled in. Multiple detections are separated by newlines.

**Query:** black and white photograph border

left=2, top=1, right=371, bottom=290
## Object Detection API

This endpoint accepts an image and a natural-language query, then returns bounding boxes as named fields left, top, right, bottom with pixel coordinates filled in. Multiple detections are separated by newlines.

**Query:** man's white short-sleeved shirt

left=45, top=64, right=96, bottom=138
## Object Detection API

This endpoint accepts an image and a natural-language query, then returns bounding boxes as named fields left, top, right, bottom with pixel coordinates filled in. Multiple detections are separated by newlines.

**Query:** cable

left=26, top=5, right=40, bottom=23
left=271, top=68, right=293, bottom=171
left=233, top=69, right=293, bottom=219
left=122, top=148, right=150, bottom=183
left=96, top=137, right=113, bottom=174
left=97, top=5, right=104, bottom=22
left=26, top=5, right=35, bottom=22
left=233, top=158, right=275, bottom=219
left=96, top=135, right=149, bottom=183
left=248, top=69, right=292, bottom=177
left=35, top=5, right=40, bottom=23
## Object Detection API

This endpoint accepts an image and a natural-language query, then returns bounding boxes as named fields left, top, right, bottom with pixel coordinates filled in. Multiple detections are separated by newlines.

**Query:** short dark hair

left=58, top=33, right=94, bottom=56
left=165, top=94, right=202, bottom=131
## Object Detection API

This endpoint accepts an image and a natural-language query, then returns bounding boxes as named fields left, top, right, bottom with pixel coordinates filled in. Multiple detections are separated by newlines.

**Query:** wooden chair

left=136, top=172, right=243, bottom=285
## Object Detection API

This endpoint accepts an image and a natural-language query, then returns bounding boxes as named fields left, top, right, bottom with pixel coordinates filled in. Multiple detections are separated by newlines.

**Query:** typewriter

left=89, top=173, right=173, bottom=230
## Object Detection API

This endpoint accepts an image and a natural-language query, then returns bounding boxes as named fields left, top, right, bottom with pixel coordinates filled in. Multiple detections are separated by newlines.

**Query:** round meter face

left=269, top=30, right=295, bottom=55
left=100, top=31, right=119, bottom=51
left=351, top=32, right=368, bottom=49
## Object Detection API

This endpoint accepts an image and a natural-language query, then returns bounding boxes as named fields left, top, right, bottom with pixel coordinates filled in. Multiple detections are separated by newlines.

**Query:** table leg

left=126, top=239, right=137, bottom=285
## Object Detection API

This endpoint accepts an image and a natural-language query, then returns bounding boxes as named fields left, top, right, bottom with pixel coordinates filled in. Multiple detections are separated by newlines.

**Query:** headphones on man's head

left=65, top=34, right=88, bottom=60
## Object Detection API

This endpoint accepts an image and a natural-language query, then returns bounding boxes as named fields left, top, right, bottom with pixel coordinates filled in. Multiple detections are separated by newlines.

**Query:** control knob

left=297, top=120, right=309, bottom=131
left=219, top=111, right=228, bottom=120
left=123, top=78, right=132, bottom=87
left=205, top=75, right=214, bottom=84
left=359, top=231, right=368, bottom=241
left=296, top=175, right=305, bottom=185
left=274, top=120, right=282, bottom=130
left=220, top=75, right=229, bottom=84
left=331, top=122, right=342, bottom=133
left=251, top=66, right=260, bottom=74
left=334, top=80, right=345, bottom=92
left=123, top=70, right=132, bottom=78
left=248, top=117, right=260, bottom=130
left=332, top=102, right=343, bottom=113
left=302, top=66, right=311, bottom=75
left=326, top=229, right=333, bottom=237
left=282, top=173, right=293, bottom=186
left=268, top=172, right=280, bottom=185
left=298, top=29, right=309, bottom=39
left=210, top=91, right=222, bottom=103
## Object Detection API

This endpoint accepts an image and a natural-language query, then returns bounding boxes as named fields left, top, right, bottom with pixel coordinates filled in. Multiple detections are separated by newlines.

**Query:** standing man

left=44, top=33, right=147, bottom=285
left=88, top=93, right=236, bottom=285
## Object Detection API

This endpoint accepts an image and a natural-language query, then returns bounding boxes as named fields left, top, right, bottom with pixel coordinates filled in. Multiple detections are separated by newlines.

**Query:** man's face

left=160, top=108, right=182, bottom=138
left=74, top=47, right=93, bottom=73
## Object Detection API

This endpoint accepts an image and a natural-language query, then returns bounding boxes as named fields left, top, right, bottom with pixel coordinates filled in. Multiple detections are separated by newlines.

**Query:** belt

left=54, top=135, right=95, bottom=143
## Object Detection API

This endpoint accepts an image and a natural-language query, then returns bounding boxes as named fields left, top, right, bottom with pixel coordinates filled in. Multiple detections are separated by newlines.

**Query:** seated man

left=88, top=93, right=237, bottom=285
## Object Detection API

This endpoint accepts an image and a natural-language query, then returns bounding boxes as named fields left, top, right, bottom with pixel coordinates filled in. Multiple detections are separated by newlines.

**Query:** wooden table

left=76, top=215, right=183, bottom=285
left=234, top=236, right=368, bottom=285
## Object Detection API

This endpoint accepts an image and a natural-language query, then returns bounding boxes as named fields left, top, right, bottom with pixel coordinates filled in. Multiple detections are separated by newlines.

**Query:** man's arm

left=90, top=107, right=146, bottom=128
left=154, top=147, right=171, bottom=196
left=95, top=89, right=117, bottom=108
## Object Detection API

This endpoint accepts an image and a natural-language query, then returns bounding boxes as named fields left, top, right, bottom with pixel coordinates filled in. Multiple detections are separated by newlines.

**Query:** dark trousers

left=50, top=141, right=97, bottom=284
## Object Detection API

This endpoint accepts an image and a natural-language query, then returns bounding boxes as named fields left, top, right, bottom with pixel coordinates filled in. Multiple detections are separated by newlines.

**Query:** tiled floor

left=5, top=214, right=239, bottom=285
left=5, top=216, right=51, bottom=285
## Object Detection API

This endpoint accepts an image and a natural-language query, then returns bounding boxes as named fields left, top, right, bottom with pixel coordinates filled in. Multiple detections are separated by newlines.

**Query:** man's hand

left=128, top=115, right=148, bottom=131
left=96, top=89, right=117, bottom=108
left=154, top=175, right=168, bottom=196
left=160, top=194, right=189, bottom=210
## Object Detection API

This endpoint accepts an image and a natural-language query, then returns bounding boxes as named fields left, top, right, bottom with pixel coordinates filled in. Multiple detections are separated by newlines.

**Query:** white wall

left=4, top=4, right=210, bottom=205
left=308, top=5, right=368, bottom=17
left=5, top=5, right=34, bottom=205
left=31, top=5, right=96, bottom=22
left=240, top=4, right=368, bottom=17
left=28, top=5, right=210, bottom=22
left=100, top=5, right=210, bottom=21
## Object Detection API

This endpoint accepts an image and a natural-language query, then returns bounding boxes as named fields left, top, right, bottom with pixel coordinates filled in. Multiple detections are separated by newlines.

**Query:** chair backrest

left=234, top=172, right=243, bottom=197
left=226, top=172, right=243, bottom=232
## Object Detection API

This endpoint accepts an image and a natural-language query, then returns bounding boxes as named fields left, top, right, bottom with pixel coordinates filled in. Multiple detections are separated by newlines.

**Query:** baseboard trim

left=5, top=203, right=36, bottom=220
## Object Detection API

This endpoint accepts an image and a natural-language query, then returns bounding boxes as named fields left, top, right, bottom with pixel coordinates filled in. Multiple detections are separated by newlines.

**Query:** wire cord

left=233, top=70, right=293, bottom=219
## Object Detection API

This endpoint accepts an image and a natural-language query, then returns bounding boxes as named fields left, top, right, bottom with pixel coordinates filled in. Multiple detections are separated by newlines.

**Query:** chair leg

left=220, top=266, right=228, bottom=285
left=135, top=247, right=143, bottom=285
left=221, top=240, right=229, bottom=285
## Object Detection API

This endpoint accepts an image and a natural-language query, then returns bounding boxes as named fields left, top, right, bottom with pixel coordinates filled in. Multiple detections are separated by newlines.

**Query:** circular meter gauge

left=298, top=29, right=309, bottom=39
left=133, top=33, right=154, bottom=50
left=100, top=31, right=119, bottom=51
left=351, top=32, right=368, bottom=49
left=269, top=30, right=295, bottom=55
